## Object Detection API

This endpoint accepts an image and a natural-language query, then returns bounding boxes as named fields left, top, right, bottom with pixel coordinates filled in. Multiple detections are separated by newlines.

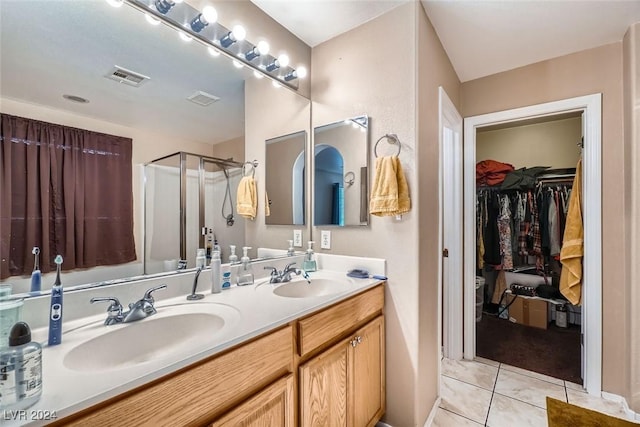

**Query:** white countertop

left=4, top=268, right=383, bottom=426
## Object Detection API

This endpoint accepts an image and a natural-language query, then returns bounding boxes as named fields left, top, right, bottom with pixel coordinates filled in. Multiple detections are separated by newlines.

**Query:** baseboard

left=423, top=396, right=442, bottom=427
left=601, top=391, right=639, bottom=421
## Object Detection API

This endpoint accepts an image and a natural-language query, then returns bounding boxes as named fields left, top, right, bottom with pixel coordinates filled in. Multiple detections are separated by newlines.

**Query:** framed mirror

left=265, top=131, right=306, bottom=225
left=313, top=116, right=369, bottom=227
left=0, top=0, right=310, bottom=294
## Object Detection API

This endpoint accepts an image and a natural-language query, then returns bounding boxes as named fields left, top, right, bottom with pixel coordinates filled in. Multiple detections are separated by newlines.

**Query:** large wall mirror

left=265, top=131, right=306, bottom=225
left=313, top=116, right=370, bottom=226
left=0, top=1, right=310, bottom=293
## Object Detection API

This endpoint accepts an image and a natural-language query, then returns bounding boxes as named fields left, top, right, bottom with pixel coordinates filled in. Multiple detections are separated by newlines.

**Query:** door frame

left=438, top=87, right=464, bottom=362
left=462, top=94, right=602, bottom=395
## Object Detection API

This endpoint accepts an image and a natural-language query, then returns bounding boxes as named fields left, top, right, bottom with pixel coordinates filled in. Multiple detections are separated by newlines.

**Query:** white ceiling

left=251, top=0, right=640, bottom=83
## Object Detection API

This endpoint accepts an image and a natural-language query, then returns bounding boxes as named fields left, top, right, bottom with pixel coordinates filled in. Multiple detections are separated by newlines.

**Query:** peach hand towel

left=237, top=176, right=257, bottom=220
left=559, top=159, right=583, bottom=305
left=369, top=156, right=411, bottom=216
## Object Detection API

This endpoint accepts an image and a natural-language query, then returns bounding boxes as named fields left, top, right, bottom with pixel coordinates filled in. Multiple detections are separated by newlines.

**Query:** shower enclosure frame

left=144, top=151, right=244, bottom=272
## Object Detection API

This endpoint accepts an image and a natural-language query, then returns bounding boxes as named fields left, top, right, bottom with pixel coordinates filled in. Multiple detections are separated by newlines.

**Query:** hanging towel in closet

left=369, top=156, right=411, bottom=216
left=237, top=176, right=257, bottom=220
left=560, top=159, right=583, bottom=305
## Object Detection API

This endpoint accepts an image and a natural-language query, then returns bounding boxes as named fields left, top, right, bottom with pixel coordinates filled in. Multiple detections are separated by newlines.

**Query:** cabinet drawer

left=60, top=325, right=293, bottom=427
left=298, top=285, right=383, bottom=357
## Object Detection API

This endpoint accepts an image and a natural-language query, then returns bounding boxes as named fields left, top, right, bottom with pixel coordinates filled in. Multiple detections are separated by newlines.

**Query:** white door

left=439, top=87, right=463, bottom=360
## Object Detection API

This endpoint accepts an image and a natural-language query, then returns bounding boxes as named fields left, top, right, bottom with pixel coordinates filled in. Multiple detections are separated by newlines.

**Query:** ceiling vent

left=105, top=66, right=150, bottom=87
left=187, top=90, right=221, bottom=106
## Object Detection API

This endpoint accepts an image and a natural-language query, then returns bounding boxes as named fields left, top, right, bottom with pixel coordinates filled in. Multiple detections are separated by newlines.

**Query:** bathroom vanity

left=13, top=263, right=385, bottom=427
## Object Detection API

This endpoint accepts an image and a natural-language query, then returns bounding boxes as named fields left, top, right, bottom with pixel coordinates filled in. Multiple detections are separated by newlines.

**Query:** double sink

left=58, top=272, right=359, bottom=374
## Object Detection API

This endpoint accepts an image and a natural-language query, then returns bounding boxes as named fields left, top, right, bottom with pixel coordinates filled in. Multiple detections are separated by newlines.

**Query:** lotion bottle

left=210, top=250, right=222, bottom=294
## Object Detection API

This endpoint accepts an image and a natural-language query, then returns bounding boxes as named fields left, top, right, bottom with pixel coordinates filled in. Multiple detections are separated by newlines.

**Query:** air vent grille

left=187, top=90, right=220, bottom=106
left=105, top=66, right=150, bottom=87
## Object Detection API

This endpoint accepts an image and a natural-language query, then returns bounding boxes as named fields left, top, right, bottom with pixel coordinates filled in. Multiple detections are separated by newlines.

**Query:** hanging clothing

left=560, top=159, right=583, bottom=305
left=497, top=196, right=514, bottom=270
left=549, top=193, right=561, bottom=256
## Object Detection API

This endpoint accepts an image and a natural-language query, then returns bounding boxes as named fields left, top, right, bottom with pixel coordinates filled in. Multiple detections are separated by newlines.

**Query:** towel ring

left=344, top=171, right=355, bottom=187
left=374, top=134, right=401, bottom=158
left=242, top=160, right=258, bottom=178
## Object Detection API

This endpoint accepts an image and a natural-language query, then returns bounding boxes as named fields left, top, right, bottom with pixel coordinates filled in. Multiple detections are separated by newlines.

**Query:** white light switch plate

left=293, top=230, right=303, bottom=247
left=320, top=230, right=331, bottom=249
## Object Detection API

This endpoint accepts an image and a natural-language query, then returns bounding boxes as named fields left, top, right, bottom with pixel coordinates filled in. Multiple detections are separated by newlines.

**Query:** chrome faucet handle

left=283, top=262, right=297, bottom=272
left=264, top=266, right=281, bottom=283
left=90, top=297, right=124, bottom=325
left=143, top=284, right=167, bottom=304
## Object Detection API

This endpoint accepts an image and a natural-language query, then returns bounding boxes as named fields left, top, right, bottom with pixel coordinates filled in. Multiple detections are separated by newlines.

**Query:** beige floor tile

left=564, top=380, right=585, bottom=392
left=499, top=363, right=564, bottom=386
left=432, top=407, right=483, bottom=427
left=440, top=376, right=493, bottom=425
left=494, top=369, right=566, bottom=409
left=486, top=393, right=548, bottom=427
left=566, top=389, right=631, bottom=420
left=442, top=358, right=499, bottom=391
left=475, top=356, right=500, bottom=368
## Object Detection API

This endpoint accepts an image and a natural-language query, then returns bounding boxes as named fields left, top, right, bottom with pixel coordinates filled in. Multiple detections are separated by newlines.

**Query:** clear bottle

left=302, top=241, right=317, bottom=273
left=236, top=247, right=254, bottom=286
left=196, top=248, right=206, bottom=269
left=228, top=245, right=238, bottom=264
left=210, top=250, right=222, bottom=294
left=0, top=322, right=42, bottom=411
left=287, top=240, right=295, bottom=257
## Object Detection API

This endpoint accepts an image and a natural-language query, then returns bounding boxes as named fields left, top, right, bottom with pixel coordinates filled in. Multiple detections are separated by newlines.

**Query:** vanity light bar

left=121, top=0, right=305, bottom=90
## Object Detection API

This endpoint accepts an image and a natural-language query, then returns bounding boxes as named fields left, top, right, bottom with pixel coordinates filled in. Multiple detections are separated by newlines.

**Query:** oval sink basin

left=63, top=302, right=239, bottom=372
left=272, top=278, right=348, bottom=298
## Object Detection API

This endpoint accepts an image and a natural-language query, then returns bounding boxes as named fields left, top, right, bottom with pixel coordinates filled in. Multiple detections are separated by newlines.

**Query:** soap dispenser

left=228, top=245, right=238, bottom=264
left=287, top=240, right=295, bottom=256
left=302, top=241, right=317, bottom=273
left=236, top=247, right=254, bottom=286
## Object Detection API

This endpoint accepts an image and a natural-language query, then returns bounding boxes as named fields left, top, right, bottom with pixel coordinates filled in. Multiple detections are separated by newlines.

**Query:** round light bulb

left=233, top=60, right=243, bottom=69
left=296, top=66, right=307, bottom=79
left=277, top=53, right=290, bottom=68
left=257, top=40, right=270, bottom=55
left=145, top=13, right=161, bottom=26
left=201, top=6, right=217, bottom=24
left=208, top=47, right=220, bottom=57
left=179, top=32, right=192, bottom=42
left=253, top=70, right=264, bottom=79
left=232, top=25, right=246, bottom=41
left=105, top=0, right=123, bottom=8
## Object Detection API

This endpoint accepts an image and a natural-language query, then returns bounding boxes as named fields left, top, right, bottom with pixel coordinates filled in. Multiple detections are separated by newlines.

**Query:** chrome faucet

left=91, top=284, right=167, bottom=325
left=186, top=267, right=204, bottom=301
left=264, top=263, right=310, bottom=283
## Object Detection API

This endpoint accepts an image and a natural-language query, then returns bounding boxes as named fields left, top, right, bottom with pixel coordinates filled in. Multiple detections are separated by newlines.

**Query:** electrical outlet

left=320, top=230, right=331, bottom=249
left=293, top=229, right=303, bottom=247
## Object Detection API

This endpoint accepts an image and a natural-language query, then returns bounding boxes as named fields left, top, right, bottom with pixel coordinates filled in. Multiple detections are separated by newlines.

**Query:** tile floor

left=433, top=357, right=635, bottom=426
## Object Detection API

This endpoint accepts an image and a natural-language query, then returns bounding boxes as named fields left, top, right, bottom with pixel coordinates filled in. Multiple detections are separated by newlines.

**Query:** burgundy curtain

left=0, top=113, right=136, bottom=279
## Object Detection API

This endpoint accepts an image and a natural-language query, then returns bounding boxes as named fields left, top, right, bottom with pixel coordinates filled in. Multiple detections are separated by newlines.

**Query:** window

left=0, top=113, right=136, bottom=278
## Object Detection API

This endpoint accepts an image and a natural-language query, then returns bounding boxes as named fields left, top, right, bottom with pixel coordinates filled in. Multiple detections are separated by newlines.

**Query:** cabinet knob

left=350, top=339, right=358, bottom=347
left=356, top=336, right=362, bottom=343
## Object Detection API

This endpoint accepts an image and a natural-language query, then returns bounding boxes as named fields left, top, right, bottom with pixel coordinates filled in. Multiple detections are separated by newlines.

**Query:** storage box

left=507, top=295, right=548, bottom=329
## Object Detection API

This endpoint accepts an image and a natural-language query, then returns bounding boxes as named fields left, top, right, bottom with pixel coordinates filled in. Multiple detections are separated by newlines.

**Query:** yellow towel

left=559, top=159, right=583, bottom=305
left=237, top=176, right=257, bottom=220
left=265, top=191, right=270, bottom=217
left=369, top=156, right=411, bottom=217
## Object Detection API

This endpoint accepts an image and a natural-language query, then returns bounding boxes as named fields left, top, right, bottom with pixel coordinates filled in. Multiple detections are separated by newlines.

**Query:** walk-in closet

left=474, top=113, right=584, bottom=384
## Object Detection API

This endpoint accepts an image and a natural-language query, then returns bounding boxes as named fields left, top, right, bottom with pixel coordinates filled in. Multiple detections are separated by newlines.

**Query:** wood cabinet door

left=299, top=339, right=349, bottom=427
left=351, top=316, right=385, bottom=427
left=211, top=375, right=295, bottom=427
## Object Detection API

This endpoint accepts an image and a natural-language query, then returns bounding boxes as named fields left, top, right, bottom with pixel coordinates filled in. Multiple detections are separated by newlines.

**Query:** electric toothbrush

left=30, top=247, right=41, bottom=293
left=48, top=255, right=64, bottom=346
